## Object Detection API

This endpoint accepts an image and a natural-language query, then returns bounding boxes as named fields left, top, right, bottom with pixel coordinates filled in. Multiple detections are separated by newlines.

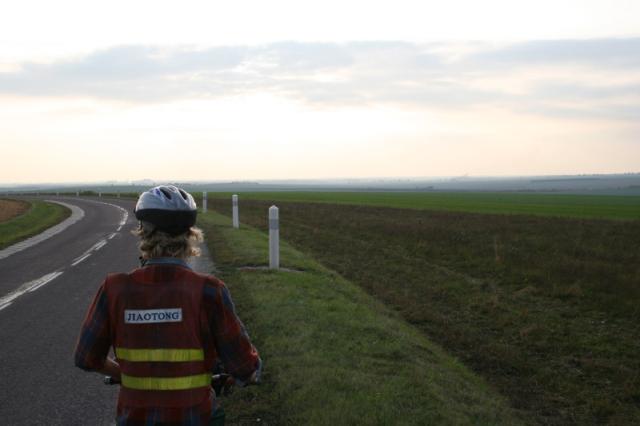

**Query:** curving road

left=0, top=197, right=148, bottom=425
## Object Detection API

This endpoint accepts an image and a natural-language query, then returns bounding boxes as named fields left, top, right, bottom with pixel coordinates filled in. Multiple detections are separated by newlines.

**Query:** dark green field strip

left=0, top=200, right=71, bottom=249
left=198, top=212, right=523, bottom=425
left=205, top=191, right=640, bottom=220
left=209, top=199, right=640, bottom=425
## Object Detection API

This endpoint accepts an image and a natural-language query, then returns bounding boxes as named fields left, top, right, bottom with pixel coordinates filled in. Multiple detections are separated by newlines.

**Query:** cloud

left=469, top=38, right=640, bottom=68
left=259, top=41, right=354, bottom=71
left=0, top=39, right=639, bottom=121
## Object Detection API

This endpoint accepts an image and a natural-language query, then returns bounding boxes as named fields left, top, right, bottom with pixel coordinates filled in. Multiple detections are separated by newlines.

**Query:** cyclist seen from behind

left=74, top=185, right=261, bottom=425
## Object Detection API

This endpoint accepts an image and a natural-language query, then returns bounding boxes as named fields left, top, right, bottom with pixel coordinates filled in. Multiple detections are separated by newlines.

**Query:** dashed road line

left=71, top=253, right=92, bottom=266
left=90, top=239, right=108, bottom=252
left=0, top=271, right=64, bottom=311
left=0, top=199, right=131, bottom=312
left=91, top=200, right=129, bottom=226
left=69, top=201, right=128, bottom=268
left=27, top=271, right=64, bottom=293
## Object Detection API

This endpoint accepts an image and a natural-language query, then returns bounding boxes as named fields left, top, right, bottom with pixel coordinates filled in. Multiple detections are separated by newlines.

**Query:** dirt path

left=0, top=199, right=29, bottom=223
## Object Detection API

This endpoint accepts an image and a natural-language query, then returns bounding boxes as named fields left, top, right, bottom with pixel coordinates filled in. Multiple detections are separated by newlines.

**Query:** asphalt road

left=0, top=197, right=144, bottom=425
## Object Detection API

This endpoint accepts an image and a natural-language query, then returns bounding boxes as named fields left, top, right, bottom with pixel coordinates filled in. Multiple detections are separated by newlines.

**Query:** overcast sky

left=1, top=1, right=639, bottom=183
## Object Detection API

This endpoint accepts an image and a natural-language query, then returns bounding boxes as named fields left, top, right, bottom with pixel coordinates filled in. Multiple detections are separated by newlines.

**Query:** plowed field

left=0, top=199, right=29, bottom=222
left=210, top=197, right=640, bottom=425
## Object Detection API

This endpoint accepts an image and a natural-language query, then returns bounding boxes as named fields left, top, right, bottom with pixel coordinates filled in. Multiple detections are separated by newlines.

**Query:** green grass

left=197, top=212, right=523, bottom=425
left=0, top=199, right=71, bottom=249
left=208, top=199, right=640, bottom=425
left=204, top=191, right=640, bottom=220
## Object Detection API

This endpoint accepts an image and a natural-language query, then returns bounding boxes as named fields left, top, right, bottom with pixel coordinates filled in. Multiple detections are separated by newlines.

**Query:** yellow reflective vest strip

left=121, top=373, right=210, bottom=390
left=115, top=348, right=204, bottom=362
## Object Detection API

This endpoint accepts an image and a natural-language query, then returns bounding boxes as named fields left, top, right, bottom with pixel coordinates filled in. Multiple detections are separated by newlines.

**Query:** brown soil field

left=0, top=199, right=30, bottom=223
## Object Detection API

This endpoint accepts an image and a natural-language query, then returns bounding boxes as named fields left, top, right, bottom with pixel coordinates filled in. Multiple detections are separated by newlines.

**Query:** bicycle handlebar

left=104, top=376, right=120, bottom=385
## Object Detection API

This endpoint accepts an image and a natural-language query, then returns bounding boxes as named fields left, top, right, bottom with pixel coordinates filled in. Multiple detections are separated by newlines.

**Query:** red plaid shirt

left=74, top=258, right=260, bottom=425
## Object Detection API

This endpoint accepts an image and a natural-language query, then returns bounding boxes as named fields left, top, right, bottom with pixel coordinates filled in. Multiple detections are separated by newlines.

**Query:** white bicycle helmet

left=134, top=185, right=197, bottom=235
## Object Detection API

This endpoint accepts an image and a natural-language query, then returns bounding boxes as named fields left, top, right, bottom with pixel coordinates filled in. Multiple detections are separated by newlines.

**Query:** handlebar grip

left=211, top=374, right=234, bottom=396
left=104, top=376, right=120, bottom=385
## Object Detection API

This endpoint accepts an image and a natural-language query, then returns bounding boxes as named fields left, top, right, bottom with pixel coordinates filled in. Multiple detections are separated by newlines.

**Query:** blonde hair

left=134, top=223, right=203, bottom=260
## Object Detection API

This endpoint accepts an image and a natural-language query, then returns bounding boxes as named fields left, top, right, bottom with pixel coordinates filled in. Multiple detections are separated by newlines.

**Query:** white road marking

left=90, top=200, right=129, bottom=226
left=68, top=201, right=129, bottom=267
left=94, top=240, right=107, bottom=251
left=0, top=199, right=132, bottom=312
left=71, top=253, right=92, bottom=266
left=0, top=271, right=64, bottom=311
left=87, top=239, right=107, bottom=252
left=0, top=201, right=84, bottom=260
left=27, top=271, right=64, bottom=292
left=71, top=239, right=106, bottom=267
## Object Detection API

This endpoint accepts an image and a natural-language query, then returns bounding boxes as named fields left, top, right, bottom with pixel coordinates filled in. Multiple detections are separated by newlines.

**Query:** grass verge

left=0, top=199, right=71, bottom=250
left=197, top=211, right=522, bottom=425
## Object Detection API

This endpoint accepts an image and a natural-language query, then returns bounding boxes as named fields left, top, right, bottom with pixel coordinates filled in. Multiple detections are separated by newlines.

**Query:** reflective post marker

left=99, top=192, right=102, bottom=198
left=232, top=195, right=239, bottom=229
left=76, top=191, right=80, bottom=197
left=202, top=192, right=208, bottom=213
left=269, top=205, right=279, bottom=270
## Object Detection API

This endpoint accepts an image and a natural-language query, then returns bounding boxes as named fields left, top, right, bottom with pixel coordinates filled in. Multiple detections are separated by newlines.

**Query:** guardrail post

left=269, top=205, right=279, bottom=270
left=232, top=194, right=239, bottom=229
left=202, top=192, right=208, bottom=213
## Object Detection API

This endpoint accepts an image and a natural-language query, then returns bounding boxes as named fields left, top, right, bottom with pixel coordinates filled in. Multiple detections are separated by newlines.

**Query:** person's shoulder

left=103, top=271, right=130, bottom=284
left=179, top=267, right=225, bottom=287
left=99, top=272, right=132, bottom=296
left=194, top=272, right=226, bottom=303
left=201, top=272, right=226, bottom=289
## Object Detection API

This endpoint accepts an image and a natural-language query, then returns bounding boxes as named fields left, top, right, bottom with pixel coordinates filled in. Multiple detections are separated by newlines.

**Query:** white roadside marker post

left=98, top=192, right=102, bottom=198
left=202, top=192, right=208, bottom=213
left=269, top=205, right=280, bottom=270
left=76, top=191, right=80, bottom=197
left=232, top=194, right=239, bottom=229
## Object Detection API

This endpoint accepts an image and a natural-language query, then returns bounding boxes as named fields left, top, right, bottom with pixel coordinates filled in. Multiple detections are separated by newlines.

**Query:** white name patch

left=125, top=308, right=182, bottom=324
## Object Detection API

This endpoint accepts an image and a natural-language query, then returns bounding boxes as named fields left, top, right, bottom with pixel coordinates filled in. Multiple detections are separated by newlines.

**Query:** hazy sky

left=1, top=1, right=639, bottom=183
